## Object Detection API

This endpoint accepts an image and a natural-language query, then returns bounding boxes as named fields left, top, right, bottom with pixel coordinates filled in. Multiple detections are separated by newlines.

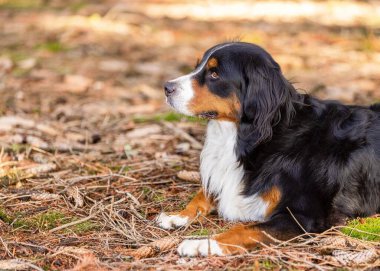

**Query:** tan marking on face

left=207, top=58, right=218, bottom=69
left=261, top=186, right=281, bottom=218
left=188, top=80, right=240, bottom=122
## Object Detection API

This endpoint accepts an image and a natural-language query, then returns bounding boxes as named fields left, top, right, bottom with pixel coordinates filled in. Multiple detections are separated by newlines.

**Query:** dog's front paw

left=177, top=239, right=224, bottom=257
left=155, top=212, right=189, bottom=230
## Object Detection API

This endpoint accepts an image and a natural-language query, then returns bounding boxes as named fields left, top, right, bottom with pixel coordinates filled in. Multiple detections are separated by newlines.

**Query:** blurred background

left=1, top=0, right=379, bottom=121
left=0, top=1, right=380, bottom=269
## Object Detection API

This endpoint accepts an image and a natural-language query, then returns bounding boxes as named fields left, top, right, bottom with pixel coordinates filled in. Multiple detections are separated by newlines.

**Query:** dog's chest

left=200, top=120, right=268, bottom=222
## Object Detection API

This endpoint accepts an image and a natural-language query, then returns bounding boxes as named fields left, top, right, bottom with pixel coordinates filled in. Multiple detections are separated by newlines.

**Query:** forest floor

left=0, top=0, right=379, bottom=270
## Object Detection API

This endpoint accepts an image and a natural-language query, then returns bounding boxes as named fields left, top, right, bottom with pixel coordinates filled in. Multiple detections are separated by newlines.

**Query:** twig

left=162, top=122, right=203, bottom=150
left=286, top=206, right=312, bottom=237
left=0, top=237, right=13, bottom=257
left=49, top=202, right=104, bottom=233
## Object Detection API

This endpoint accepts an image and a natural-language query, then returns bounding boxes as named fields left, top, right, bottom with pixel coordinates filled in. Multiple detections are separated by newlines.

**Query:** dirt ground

left=0, top=1, right=379, bottom=270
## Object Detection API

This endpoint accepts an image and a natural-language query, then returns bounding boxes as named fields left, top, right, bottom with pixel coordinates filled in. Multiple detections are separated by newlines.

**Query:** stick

left=49, top=211, right=99, bottom=233
left=162, top=122, right=203, bottom=150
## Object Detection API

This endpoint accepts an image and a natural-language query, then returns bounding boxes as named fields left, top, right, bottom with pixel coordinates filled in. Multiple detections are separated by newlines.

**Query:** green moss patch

left=36, top=41, right=67, bottom=53
left=191, top=228, right=210, bottom=236
left=70, top=220, right=98, bottom=234
left=0, top=0, right=43, bottom=9
left=0, top=208, right=97, bottom=233
left=133, top=112, right=206, bottom=124
left=341, top=217, right=380, bottom=242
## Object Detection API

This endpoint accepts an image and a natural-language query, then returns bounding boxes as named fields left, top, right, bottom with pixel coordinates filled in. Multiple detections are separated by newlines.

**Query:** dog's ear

left=236, top=61, right=296, bottom=159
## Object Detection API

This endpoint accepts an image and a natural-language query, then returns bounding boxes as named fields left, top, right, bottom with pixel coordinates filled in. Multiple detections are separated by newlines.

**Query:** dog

left=156, top=42, right=380, bottom=257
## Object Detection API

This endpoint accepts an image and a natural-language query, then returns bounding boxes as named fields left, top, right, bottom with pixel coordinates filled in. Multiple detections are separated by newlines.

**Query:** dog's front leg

left=156, top=189, right=214, bottom=230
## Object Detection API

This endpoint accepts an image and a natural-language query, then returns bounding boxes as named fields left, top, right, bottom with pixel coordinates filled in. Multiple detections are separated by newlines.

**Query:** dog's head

left=164, top=42, right=298, bottom=156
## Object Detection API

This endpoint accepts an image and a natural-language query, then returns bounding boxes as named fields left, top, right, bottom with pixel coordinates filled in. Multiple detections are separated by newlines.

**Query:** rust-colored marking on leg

left=214, top=224, right=270, bottom=254
left=177, top=189, right=214, bottom=219
left=261, top=186, right=281, bottom=218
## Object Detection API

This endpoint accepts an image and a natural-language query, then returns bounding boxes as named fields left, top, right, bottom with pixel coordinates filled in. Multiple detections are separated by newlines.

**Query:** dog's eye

left=210, top=72, right=219, bottom=79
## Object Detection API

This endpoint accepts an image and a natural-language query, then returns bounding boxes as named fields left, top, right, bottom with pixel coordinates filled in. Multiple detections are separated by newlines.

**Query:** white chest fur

left=200, top=120, right=268, bottom=222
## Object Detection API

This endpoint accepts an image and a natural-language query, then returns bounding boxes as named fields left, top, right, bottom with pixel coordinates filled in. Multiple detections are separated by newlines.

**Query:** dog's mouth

left=166, top=96, right=218, bottom=119
left=197, top=111, right=218, bottom=119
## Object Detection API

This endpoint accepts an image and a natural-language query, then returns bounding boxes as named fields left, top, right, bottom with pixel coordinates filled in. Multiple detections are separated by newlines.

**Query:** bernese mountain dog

left=156, top=42, right=380, bottom=257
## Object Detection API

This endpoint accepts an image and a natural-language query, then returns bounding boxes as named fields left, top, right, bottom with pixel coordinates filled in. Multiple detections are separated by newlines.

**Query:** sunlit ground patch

left=341, top=217, right=380, bottom=242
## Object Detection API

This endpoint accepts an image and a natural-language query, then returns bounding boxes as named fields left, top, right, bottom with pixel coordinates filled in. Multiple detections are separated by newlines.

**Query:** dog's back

left=370, top=103, right=380, bottom=112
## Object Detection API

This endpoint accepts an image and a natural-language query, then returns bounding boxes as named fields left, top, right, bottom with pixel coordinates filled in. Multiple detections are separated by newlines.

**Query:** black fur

left=199, top=42, right=380, bottom=234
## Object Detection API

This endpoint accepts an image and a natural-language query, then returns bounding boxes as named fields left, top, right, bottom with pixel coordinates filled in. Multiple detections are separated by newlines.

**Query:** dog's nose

left=164, top=81, right=176, bottom=97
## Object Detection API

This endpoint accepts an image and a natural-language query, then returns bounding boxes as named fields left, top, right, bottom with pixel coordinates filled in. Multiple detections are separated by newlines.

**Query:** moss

left=341, top=217, right=380, bottom=241
left=12, top=67, right=30, bottom=77
left=1, top=168, right=24, bottom=186
left=37, top=41, right=67, bottom=53
left=133, top=112, right=206, bottom=124
left=141, top=187, right=151, bottom=196
left=191, top=228, right=210, bottom=236
left=110, top=165, right=132, bottom=173
left=152, top=193, right=165, bottom=203
left=0, top=207, right=12, bottom=223
left=172, top=165, right=183, bottom=171
left=10, top=143, right=26, bottom=153
left=69, top=1, right=86, bottom=12
left=11, top=218, right=30, bottom=229
left=32, top=211, right=68, bottom=230
left=0, top=0, right=43, bottom=9
left=70, top=220, right=98, bottom=234
left=260, top=259, right=274, bottom=269
left=6, top=211, right=68, bottom=230
left=2, top=209, right=97, bottom=234
left=0, top=208, right=30, bottom=229
left=4, top=51, right=28, bottom=62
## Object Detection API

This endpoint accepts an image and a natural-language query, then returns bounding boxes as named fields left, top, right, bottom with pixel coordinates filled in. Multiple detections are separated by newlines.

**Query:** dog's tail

left=370, top=103, right=380, bottom=112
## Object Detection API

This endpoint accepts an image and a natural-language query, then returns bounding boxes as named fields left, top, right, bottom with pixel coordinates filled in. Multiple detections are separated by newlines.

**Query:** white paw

left=177, top=239, right=224, bottom=257
left=155, top=212, right=189, bottom=230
